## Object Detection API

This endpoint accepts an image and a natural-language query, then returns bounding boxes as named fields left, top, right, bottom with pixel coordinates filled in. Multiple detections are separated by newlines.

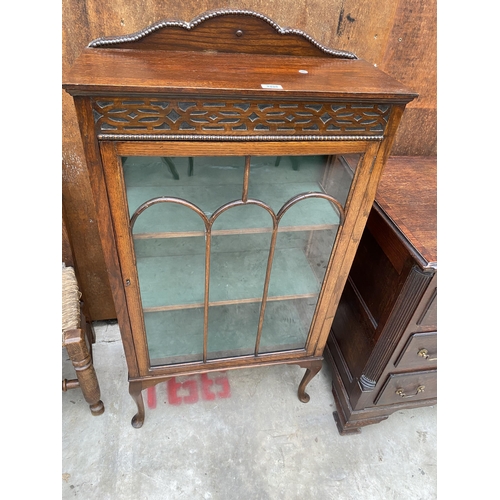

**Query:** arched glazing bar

left=254, top=191, right=345, bottom=355
left=130, top=197, right=211, bottom=361
left=128, top=165, right=346, bottom=363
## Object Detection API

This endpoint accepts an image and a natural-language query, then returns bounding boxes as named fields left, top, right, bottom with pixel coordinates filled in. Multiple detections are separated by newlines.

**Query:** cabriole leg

left=297, top=360, right=323, bottom=403
left=129, top=381, right=145, bottom=428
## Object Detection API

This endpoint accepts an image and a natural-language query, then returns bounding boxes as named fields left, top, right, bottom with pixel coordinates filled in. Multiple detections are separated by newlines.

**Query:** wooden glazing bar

left=278, top=192, right=345, bottom=225
left=203, top=226, right=212, bottom=363
left=254, top=220, right=279, bottom=355
left=242, top=155, right=251, bottom=202
left=130, top=196, right=208, bottom=231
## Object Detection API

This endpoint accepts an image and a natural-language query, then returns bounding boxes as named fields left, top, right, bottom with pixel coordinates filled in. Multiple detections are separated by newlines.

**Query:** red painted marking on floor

left=181, top=379, right=199, bottom=404
left=215, top=375, right=231, bottom=398
left=147, top=373, right=232, bottom=408
left=200, top=373, right=216, bottom=401
left=167, top=378, right=183, bottom=405
left=147, top=386, right=157, bottom=409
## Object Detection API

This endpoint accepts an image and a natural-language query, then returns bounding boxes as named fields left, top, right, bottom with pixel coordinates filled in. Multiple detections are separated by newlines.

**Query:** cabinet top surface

left=375, top=156, right=437, bottom=266
left=63, top=48, right=416, bottom=101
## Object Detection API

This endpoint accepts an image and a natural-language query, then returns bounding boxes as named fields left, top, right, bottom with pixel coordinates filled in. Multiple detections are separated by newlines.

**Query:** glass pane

left=247, top=155, right=357, bottom=210
left=134, top=234, right=206, bottom=309
left=123, top=156, right=245, bottom=226
left=207, top=205, right=273, bottom=359
left=120, top=153, right=361, bottom=366
left=259, top=206, right=339, bottom=354
left=144, top=308, right=204, bottom=365
left=246, top=155, right=356, bottom=354
left=133, top=216, right=206, bottom=366
left=259, top=298, right=316, bottom=352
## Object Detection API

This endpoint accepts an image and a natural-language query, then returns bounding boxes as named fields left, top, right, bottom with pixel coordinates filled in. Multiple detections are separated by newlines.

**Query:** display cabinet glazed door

left=100, top=142, right=367, bottom=372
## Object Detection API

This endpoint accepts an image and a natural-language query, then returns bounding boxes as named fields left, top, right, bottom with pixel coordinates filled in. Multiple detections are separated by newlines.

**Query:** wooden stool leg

left=64, top=328, right=105, bottom=416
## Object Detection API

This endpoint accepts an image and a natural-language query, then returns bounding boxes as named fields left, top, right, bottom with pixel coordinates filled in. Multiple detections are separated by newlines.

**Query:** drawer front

left=374, top=370, right=436, bottom=406
left=395, top=331, right=437, bottom=370
left=416, top=287, right=437, bottom=328
left=92, top=97, right=390, bottom=139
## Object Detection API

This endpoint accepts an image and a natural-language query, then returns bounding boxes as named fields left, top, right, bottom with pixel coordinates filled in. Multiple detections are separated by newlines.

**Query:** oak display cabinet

left=63, top=10, right=416, bottom=427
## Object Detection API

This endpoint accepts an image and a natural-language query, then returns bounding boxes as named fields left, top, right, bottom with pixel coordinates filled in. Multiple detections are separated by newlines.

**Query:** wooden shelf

left=145, top=298, right=313, bottom=365
left=133, top=223, right=338, bottom=240
left=137, top=246, right=325, bottom=311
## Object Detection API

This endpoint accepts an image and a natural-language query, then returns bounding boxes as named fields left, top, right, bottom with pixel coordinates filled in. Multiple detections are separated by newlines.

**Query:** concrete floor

left=62, top=321, right=437, bottom=499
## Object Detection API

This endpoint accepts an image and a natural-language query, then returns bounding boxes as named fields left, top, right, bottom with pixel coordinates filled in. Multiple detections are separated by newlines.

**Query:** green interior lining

left=146, top=299, right=312, bottom=365
left=122, top=155, right=351, bottom=364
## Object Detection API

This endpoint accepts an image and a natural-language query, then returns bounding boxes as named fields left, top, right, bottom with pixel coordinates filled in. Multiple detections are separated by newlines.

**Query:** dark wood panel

left=330, top=279, right=375, bottom=381
left=87, top=12, right=351, bottom=57
left=349, top=228, right=401, bottom=327
left=391, top=107, right=437, bottom=156
left=63, top=0, right=117, bottom=319
left=379, top=0, right=436, bottom=111
left=62, top=121, right=116, bottom=320
left=379, top=0, right=436, bottom=156
left=375, top=156, right=437, bottom=265
left=62, top=207, right=73, bottom=267
left=89, top=97, right=392, bottom=138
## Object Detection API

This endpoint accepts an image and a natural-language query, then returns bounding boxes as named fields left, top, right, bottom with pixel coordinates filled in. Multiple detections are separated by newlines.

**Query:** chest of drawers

left=325, top=156, right=436, bottom=434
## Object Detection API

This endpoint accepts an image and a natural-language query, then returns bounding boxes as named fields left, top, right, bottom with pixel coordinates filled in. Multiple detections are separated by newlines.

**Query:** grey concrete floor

left=62, top=321, right=437, bottom=499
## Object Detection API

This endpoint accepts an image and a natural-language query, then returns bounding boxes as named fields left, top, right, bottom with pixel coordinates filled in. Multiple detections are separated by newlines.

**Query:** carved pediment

left=88, top=9, right=357, bottom=59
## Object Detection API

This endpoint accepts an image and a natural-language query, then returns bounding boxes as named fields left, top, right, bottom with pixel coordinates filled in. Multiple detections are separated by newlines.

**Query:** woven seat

left=62, top=265, right=81, bottom=337
left=62, top=263, right=104, bottom=416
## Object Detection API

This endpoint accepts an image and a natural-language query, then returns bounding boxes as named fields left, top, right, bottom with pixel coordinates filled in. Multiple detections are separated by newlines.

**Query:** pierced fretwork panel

left=92, top=98, right=390, bottom=137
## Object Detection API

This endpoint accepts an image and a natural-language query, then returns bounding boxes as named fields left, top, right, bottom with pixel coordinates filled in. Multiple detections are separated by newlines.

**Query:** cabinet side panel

left=72, top=99, right=140, bottom=376
left=63, top=93, right=116, bottom=320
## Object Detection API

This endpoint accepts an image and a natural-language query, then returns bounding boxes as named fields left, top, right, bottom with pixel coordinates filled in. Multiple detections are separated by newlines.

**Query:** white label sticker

left=261, top=84, right=283, bottom=89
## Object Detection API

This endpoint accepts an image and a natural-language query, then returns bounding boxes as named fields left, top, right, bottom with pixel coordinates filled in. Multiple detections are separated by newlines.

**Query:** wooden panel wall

left=62, top=0, right=436, bottom=320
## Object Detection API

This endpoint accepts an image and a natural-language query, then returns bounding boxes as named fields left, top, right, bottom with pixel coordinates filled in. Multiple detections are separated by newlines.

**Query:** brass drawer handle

left=418, top=348, right=437, bottom=362
left=396, top=385, right=425, bottom=398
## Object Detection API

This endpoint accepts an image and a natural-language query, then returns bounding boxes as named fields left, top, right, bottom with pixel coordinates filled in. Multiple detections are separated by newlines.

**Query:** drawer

left=416, top=287, right=437, bottom=328
left=374, top=370, right=436, bottom=406
left=395, top=331, right=437, bottom=370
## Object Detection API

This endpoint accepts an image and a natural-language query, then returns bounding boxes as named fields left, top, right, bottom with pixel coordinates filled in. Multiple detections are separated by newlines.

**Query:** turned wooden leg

left=297, top=360, right=323, bottom=403
left=63, top=328, right=105, bottom=416
left=129, top=381, right=145, bottom=428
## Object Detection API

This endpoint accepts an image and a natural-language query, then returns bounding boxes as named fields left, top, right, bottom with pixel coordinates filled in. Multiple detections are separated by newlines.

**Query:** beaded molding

left=88, top=9, right=358, bottom=59
left=98, top=134, right=382, bottom=141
